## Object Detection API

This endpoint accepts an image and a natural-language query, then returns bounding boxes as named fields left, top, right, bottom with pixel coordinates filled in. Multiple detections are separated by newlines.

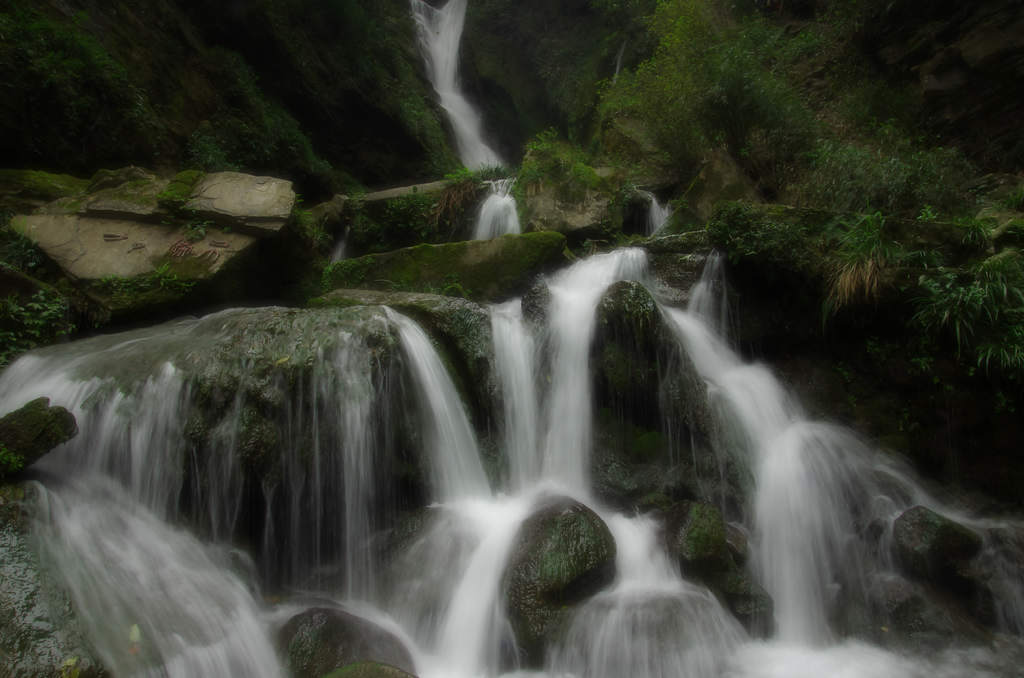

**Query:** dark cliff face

left=0, top=0, right=458, bottom=197
left=851, top=0, right=1024, bottom=170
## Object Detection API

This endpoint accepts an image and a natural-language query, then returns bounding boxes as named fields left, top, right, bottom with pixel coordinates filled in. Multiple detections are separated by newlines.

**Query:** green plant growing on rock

left=913, top=251, right=1024, bottom=374
left=0, top=442, right=25, bottom=477
left=1002, top=185, right=1024, bottom=212
left=0, top=289, right=75, bottom=367
left=827, top=211, right=907, bottom=309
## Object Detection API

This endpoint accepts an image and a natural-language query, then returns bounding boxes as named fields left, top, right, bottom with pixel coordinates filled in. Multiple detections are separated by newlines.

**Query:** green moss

left=0, top=169, right=89, bottom=207
left=90, top=262, right=198, bottom=312
left=157, top=170, right=204, bottom=211
left=322, top=663, right=413, bottom=678
left=321, top=231, right=568, bottom=302
left=679, top=503, right=726, bottom=563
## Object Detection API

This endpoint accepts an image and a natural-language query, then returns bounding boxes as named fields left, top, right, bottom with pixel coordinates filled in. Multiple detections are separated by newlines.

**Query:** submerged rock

left=278, top=607, right=416, bottom=678
left=503, top=496, right=616, bottom=666
left=0, top=397, right=77, bottom=476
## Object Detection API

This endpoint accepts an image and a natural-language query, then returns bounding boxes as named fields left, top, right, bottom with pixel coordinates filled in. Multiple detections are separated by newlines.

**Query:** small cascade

left=409, top=0, right=504, bottom=169
left=687, top=250, right=730, bottom=340
left=550, top=514, right=746, bottom=678
left=640, top=190, right=672, bottom=236
left=387, top=308, right=490, bottom=500
left=613, top=41, right=627, bottom=82
left=489, top=299, right=540, bottom=489
left=473, top=178, right=521, bottom=240
left=540, top=248, right=649, bottom=492
left=330, top=229, right=348, bottom=263
left=35, top=478, right=281, bottom=678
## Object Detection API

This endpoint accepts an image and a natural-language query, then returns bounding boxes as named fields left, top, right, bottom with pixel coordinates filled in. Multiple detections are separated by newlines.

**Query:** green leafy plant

left=0, top=288, right=75, bottom=367
left=0, top=443, right=25, bottom=476
left=1002, top=185, right=1024, bottom=211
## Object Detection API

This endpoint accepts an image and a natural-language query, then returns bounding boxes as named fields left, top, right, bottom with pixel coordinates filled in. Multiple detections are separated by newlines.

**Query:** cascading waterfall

left=640, top=190, right=673, bottom=236
left=409, top=0, right=504, bottom=169
left=540, top=248, right=649, bottom=492
left=387, top=308, right=490, bottom=500
left=2, top=248, right=1023, bottom=678
left=473, top=178, right=521, bottom=240
left=490, top=299, right=540, bottom=489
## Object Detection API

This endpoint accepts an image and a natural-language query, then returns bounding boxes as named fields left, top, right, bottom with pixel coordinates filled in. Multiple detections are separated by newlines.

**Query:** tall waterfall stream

left=2, top=248, right=1022, bottom=677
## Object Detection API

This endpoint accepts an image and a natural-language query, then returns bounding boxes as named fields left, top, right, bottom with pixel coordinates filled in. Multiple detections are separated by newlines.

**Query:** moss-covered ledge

left=320, top=231, right=569, bottom=302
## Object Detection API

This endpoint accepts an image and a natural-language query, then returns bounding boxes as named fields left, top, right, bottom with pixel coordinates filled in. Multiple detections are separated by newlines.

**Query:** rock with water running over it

left=278, top=606, right=416, bottom=678
left=892, top=506, right=983, bottom=596
left=0, top=483, right=107, bottom=677
left=503, top=496, right=616, bottom=666
left=312, top=289, right=496, bottom=425
left=0, top=397, right=77, bottom=476
left=661, top=500, right=774, bottom=636
left=321, top=662, right=417, bottom=678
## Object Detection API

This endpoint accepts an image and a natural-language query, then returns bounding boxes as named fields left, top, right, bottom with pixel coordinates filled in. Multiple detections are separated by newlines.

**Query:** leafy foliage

left=0, top=442, right=25, bottom=477
left=0, top=288, right=75, bottom=367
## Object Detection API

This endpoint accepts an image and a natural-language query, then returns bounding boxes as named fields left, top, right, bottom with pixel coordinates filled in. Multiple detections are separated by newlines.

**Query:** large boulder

left=0, top=398, right=77, bottom=477
left=892, top=505, right=983, bottom=594
left=185, top=172, right=295, bottom=235
left=312, top=289, right=496, bottom=427
left=278, top=607, right=416, bottom=678
left=321, top=231, right=569, bottom=302
left=10, top=168, right=296, bottom=320
left=0, top=483, right=106, bottom=677
left=503, top=497, right=616, bottom=666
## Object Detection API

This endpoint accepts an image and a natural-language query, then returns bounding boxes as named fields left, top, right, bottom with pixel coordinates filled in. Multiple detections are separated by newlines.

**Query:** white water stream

left=640, top=190, right=673, bottom=236
left=1, top=250, right=1022, bottom=678
left=474, top=178, right=521, bottom=240
left=409, top=0, right=504, bottom=169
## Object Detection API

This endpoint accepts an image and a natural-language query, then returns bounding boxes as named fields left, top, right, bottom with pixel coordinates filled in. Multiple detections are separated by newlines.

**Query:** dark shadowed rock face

left=892, top=505, right=983, bottom=590
left=278, top=607, right=416, bottom=678
left=322, top=662, right=418, bottom=678
left=503, top=496, right=616, bottom=666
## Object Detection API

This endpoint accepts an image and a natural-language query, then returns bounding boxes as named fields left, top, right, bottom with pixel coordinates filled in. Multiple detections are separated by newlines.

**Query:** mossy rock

left=321, top=231, right=568, bottom=302
left=0, top=169, right=89, bottom=214
left=322, top=662, right=417, bottom=678
left=278, top=607, right=415, bottom=678
left=0, top=398, right=77, bottom=477
left=665, top=501, right=730, bottom=574
left=156, top=170, right=205, bottom=212
left=503, top=496, right=616, bottom=666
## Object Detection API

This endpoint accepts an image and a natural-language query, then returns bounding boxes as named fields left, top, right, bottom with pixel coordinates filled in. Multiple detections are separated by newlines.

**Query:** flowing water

left=2, top=248, right=1023, bottom=678
left=409, top=0, right=504, bottom=169
left=474, top=178, right=521, bottom=240
left=640, top=190, right=673, bottom=236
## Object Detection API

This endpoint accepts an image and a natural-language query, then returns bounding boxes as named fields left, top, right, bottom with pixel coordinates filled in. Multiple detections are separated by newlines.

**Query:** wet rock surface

left=503, top=496, right=616, bottom=666
left=278, top=606, right=415, bottom=678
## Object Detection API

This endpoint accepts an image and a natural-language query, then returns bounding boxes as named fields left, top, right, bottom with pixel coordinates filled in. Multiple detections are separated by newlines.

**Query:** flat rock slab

left=13, top=213, right=255, bottom=280
left=186, top=172, right=295, bottom=234
left=361, top=181, right=446, bottom=202
left=83, top=177, right=169, bottom=220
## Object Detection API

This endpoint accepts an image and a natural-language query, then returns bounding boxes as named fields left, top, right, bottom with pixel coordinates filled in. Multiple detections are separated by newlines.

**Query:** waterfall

left=387, top=308, right=490, bottom=500
left=34, top=478, right=281, bottom=678
left=490, top=299, right=540, bottom=488
left=409, top=0, right=504, bottom=169
left=550, top=514, right=746, bottom=678
left=613, top=41, right=627, bottom=82
left=2, top=248, right=1022, bottom=678
left=540, top=248, right=649, bottom=492
left=473, top=179, right=521, bottom=240
left=640, top=190, right=672, bottom=236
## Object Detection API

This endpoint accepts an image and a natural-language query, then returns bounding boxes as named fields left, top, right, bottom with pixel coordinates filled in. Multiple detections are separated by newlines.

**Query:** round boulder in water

left=892, top=505, right=983, bottom=593
left=502, top=496, right=616, bottom=666
left=278, top=607, right=415, bottom=678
